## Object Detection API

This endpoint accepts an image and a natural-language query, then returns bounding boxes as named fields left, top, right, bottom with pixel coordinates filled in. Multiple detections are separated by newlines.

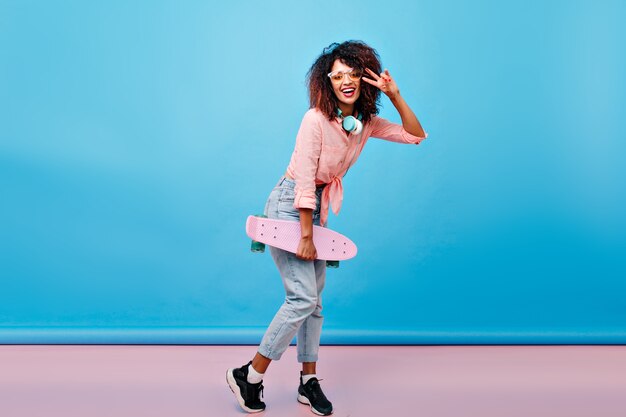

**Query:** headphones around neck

left=336, top=109, right=363, bottom=135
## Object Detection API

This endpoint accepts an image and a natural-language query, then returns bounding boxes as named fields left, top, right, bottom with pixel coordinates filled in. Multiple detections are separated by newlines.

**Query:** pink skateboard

left=245, top=215, right=357, bottom=266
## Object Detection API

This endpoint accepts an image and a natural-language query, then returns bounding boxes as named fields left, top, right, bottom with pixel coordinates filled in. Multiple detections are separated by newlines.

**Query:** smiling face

left=329, top=59, right=361, bottom=116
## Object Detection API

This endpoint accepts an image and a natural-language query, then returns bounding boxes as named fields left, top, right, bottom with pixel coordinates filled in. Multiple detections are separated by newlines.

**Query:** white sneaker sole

left=298, top=394, right=332, bottom=416
left=226, top=368, right=265, bottom=413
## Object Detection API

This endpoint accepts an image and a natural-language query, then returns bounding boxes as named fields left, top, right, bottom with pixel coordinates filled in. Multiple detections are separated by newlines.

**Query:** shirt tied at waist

left=320, top=176, right=343, bottom=226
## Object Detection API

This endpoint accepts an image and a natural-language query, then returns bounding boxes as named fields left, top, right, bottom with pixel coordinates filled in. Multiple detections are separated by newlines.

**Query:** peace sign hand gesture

left=362, top=68, right=400, bottom=99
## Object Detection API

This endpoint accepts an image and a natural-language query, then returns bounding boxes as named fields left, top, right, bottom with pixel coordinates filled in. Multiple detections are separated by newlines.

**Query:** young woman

left=227, top=40, right=427, bottom=415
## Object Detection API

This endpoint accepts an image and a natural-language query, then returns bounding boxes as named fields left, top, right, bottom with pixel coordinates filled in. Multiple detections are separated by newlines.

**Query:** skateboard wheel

left=251, top=240, right=266, bottom=253
left=326, top=260, right=340, bottom=268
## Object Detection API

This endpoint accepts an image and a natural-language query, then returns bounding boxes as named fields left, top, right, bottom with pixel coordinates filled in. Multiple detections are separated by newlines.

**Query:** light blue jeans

left=257, top=177, right=326, bottom=363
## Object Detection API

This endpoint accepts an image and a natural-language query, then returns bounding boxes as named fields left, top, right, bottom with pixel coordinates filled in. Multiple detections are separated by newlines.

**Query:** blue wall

left=1, top=0, right=625, bottom=344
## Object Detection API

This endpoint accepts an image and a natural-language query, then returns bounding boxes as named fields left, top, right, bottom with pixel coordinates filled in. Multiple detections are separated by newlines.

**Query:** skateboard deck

left=245, top=215, right=357, bottom=261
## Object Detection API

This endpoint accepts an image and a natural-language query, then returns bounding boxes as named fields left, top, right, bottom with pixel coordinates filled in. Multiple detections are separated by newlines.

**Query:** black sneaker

left=297, top=372, right=333, bottom=416
left=226, top=361, right=266, bottom=413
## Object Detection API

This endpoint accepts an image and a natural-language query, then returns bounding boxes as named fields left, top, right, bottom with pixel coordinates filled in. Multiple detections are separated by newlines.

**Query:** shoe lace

left=252, top=382, right=264, bottom=402
left=307, top=379, right=328, bottom=402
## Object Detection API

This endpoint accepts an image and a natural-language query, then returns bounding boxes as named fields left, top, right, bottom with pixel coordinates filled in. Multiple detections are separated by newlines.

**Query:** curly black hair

left=306, top=40, right=382, bottom=124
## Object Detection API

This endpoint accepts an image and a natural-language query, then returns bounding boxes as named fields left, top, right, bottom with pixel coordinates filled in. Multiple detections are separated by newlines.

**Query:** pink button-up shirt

left=286, top=108, right=428, bottom=226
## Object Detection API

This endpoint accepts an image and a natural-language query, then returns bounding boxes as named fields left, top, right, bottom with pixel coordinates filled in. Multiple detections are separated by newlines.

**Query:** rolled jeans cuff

left=297, top=353, right=319, bottom=363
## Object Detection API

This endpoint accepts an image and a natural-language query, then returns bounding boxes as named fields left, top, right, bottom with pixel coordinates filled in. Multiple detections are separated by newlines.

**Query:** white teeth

left=343, top=88, right=355, bottom=93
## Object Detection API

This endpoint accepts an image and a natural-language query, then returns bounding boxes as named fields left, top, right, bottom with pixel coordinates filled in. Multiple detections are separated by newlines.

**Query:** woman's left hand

left=362, top=68, right=400, bottom=99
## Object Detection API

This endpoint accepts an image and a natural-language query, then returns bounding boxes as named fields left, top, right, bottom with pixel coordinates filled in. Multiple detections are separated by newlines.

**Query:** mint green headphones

left=336, top=109, right=363, bottom=135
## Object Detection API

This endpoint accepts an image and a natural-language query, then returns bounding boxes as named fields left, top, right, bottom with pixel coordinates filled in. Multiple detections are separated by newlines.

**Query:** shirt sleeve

left=370, top=115, right=428, bottom=144
left=293, top=110, right=323, bottom=210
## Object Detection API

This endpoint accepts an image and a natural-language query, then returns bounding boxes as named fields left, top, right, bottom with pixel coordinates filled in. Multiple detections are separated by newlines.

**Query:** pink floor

left=1, top=345, right=625, bottom=417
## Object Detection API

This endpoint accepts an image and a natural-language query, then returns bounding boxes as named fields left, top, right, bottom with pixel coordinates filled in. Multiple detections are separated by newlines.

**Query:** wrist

left=388, top=90, right=401, bottom=102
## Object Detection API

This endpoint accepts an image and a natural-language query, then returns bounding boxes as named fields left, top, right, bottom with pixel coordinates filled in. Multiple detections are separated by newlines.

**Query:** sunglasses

left=327, top=68, right=363, bottom=83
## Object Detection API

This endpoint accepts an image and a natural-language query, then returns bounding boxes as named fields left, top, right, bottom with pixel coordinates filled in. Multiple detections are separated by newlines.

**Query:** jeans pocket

left=278, top=184, right=295, bottom=201
left=277, top=186, right=298, bottom=219
left=277, top=200, right=297, bottom=217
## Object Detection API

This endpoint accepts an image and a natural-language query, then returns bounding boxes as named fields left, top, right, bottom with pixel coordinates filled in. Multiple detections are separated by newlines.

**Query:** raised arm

left=362, top=68, right=426, bottom=138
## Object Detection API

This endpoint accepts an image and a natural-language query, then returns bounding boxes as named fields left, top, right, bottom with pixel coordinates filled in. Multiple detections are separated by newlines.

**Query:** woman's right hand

left=297, top=208, right=317, bottom=261
left=296, top=236, right=317, bottom=261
